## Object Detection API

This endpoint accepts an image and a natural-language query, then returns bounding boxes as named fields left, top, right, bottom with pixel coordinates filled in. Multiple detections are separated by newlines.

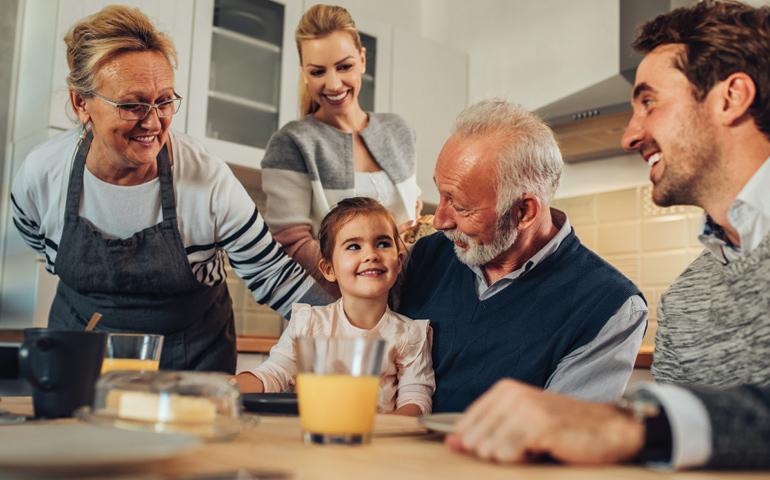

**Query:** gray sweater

left=260, top=113, right=419, bottom=234
left=653, top=231, right=770, bottom=386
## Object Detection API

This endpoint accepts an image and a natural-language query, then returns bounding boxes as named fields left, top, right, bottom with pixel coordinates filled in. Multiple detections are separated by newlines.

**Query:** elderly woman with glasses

left=10, top=6, right=329, bottom=373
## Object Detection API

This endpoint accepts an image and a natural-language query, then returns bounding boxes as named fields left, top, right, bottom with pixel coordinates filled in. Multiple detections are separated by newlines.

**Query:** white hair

left=451, top=99, right=563, bottom=216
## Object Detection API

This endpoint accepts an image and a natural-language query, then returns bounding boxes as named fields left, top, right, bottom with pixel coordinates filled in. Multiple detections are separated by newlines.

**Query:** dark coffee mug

left=18, top=329, right=107, bottom=418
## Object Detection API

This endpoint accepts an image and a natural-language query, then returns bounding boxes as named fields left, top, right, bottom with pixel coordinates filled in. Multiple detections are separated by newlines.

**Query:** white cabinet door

left=187, top=0, right=302, bottom=170
left=391, top=28, right=468, bottom=206
left=48, top=0, right=194, bottom=132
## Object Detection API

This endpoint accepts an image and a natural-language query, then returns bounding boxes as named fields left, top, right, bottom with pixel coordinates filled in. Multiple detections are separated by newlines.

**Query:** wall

left=552, top=186, right=704, bottom=347
left=308, top=0, right=423, bottom=34
left=420, top=0, right=620, bottom=109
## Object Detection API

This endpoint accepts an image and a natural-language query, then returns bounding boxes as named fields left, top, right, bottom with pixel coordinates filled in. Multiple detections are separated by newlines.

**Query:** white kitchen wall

left=309, top=0, right=423, bottom=34
left=420, top=0, right=620, bottom=109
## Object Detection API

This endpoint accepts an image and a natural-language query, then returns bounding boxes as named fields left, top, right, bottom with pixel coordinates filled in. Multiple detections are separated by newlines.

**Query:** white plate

left=0, top=423, right=200, bottom=470
left=418, top=413, right=462, bottom=434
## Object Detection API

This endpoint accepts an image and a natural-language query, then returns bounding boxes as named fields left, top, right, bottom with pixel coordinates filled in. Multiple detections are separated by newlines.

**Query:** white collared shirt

left=698, top=156, right=770, bottom=262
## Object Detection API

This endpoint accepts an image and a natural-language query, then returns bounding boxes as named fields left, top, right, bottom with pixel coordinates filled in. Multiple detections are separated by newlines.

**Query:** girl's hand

left=235, top=372, right=265, bottom=393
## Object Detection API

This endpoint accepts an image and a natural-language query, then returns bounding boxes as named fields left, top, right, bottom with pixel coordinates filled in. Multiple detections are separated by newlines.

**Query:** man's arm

left=447, top=379, right=770, bottom=470
left=690, top=384, right=770, bottom=469
left=545, top=295, right=648, bottom=401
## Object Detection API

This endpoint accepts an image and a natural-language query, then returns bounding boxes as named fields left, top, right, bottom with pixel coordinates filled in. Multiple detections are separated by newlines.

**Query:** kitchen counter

left=237, top=336, right=657, bottom=369
left=0, top=396, right=764, bottom=479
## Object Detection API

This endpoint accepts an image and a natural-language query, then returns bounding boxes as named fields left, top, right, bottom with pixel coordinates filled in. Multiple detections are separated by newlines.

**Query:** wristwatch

left=616, top=389, right=672, bottom=463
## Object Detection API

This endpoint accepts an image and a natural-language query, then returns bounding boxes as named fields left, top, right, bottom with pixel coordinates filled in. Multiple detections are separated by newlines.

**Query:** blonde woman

left=261, top=4, right=421, bottom=292
left=10, top=6, right=329, bottom=372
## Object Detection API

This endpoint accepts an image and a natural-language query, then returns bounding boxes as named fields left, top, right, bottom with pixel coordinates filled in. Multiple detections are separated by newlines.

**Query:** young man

left=446, top=1, right=770, bottom=469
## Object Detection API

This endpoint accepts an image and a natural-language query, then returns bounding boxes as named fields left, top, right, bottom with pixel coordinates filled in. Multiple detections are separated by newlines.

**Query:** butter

left=107, top=390, right=217, bottom=424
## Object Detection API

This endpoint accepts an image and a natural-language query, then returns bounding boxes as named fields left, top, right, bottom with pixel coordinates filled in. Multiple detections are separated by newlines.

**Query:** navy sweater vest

left=398, top=230, right=641, bottom=413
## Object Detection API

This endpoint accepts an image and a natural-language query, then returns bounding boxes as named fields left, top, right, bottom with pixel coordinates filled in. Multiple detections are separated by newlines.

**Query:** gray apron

left=49, top=131, right=236, bottom=373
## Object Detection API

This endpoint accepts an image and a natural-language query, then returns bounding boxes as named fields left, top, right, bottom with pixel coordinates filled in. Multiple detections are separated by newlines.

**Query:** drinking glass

left=101, top=333, right=164, bottom=374
left=295, top=336, right=386, bottom=445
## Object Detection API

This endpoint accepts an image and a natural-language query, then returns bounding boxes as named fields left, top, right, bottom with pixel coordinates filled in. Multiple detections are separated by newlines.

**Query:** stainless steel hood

left=536, top=0, right=674, bottom=163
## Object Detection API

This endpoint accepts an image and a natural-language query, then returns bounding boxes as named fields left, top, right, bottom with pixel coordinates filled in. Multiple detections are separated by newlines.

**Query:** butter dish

left=77, top=370, right=249, bottom=441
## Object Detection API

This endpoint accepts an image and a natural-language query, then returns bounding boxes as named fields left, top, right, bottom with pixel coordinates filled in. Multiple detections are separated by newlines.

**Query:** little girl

left=236, top=197, right=434, bottom=416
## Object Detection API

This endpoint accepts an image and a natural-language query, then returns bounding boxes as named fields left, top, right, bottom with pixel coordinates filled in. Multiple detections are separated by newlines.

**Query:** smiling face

left=75, top=50, right=175, bottom=174
left=300, top=30, right=366, bottom=115
left=433, top=134, right=520, bottom=266
left=319, top=213, right=402, bottom=303
left=621, top=44, right=722, bottom=207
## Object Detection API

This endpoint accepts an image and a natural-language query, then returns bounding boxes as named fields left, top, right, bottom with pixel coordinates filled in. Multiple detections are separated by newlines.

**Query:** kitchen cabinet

left=48, top=0, right=195, bottom=132
left=187, top=0, right=303, bottom=169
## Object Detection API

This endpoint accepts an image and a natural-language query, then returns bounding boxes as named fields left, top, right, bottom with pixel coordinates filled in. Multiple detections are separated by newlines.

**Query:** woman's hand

left=235, top=372, right=265, bottom=393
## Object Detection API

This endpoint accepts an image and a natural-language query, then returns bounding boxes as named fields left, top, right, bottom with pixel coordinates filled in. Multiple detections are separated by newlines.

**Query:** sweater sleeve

left=210, top=160, right=315, bottom=319
left=395, top=319, right=435, bottom=414
left=651, top=293, right=680, bottom=384
left=10, top=159, right=46, bottom=257
left=271, top=224, right=340, bottom=298
left=261, top=129, right=315, bottom=232
left=251, top=303, right=313, bottom=392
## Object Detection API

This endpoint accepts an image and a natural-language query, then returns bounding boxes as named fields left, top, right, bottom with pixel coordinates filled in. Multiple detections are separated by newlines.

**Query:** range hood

left=536, top=0, right=673, bottom=163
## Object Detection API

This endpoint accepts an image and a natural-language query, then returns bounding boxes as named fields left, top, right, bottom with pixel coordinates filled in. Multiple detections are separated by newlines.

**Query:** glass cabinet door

left=206, top=0, right=284, bottom=149
left=359, top=32, right=376, bottom=112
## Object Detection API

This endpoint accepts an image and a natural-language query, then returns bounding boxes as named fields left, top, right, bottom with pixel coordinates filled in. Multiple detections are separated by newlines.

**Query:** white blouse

left=249, top=299, right=435, bottom=414
left=354, top=170, right=407, bottom=221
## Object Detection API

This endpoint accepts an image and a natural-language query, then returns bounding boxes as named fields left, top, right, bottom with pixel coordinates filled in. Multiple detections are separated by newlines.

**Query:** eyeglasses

left=91, top=92, right=183, bottom=121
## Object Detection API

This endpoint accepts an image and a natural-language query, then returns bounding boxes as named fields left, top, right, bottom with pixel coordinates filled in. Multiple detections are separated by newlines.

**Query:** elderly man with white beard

left=397, top=100, right=647, bottom=413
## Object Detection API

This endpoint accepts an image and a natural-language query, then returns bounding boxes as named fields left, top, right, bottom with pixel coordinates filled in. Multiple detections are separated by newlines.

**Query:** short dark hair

left=317, top=197, right=404, bottom=262
left=633, top=0, right=770, bottom=140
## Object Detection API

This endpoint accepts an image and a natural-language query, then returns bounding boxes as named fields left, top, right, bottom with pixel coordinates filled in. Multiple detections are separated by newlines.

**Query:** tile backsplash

left=552, top=186, right=704, bottom=347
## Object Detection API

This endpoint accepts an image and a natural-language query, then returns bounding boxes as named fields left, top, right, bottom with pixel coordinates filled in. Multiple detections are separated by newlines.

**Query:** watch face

left=619, top=390, right=662, bottom=420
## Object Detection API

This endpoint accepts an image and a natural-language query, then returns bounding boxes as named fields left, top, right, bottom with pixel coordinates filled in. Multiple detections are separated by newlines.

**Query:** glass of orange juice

left=295, top=336, right=386, bottom=445
left=101, top=333, right=164, bottom=374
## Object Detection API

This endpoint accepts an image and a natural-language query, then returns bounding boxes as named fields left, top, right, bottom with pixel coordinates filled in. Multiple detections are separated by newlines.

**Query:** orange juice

left=101, top=357, right=160, bottom=374
left=297, top=374, right=380, bottom=435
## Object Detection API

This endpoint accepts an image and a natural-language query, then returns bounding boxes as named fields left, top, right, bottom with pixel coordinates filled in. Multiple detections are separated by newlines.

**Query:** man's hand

left=445, top=379, right=645, bottom=465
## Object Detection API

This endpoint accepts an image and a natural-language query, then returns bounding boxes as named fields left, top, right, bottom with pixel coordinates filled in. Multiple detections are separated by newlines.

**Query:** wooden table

left=0, top=397, right=766, bottom=479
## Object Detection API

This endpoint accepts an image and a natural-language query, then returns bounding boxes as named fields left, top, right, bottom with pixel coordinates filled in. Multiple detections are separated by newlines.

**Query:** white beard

left=443, top=214, right=519, bottom=267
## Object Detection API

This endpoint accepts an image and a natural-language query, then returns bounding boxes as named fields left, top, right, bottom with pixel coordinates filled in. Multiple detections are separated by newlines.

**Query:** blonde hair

left=295, top=4, right=362, bottom=116
left=65, top=5, right=177, bottom=97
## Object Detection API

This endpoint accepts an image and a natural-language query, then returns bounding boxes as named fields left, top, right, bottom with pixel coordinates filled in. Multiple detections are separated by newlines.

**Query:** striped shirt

left=11, top=128, right=318, bottom=318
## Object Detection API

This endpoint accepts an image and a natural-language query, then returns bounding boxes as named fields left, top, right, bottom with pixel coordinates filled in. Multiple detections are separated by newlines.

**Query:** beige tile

left=640, top=185, right=697, bottom=217
left=240, top=307, right=283, bottom=337
left=687, top=215, right=705, bottom=247
left=226, top=277, right=244, bottom=312
left=642, top=320, right=657, bottom=348
left=597, top=188, right=639, bottom=222
left=557, top=194, right=597, bottom=225
left=640, top=250, right=698, bottom=285
left=597, top=221, right=641, bottom=255
left=573, top=225, right=597, bottom=251
left=603, top=254, right=640, bottom=284
left=641, top=215, right=689, bottom=251
left=243, top=285, right=259, bottom=312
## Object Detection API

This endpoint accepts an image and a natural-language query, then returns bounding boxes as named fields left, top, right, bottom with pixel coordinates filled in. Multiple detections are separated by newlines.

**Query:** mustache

left=639, top=139, right=661, bottom=158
